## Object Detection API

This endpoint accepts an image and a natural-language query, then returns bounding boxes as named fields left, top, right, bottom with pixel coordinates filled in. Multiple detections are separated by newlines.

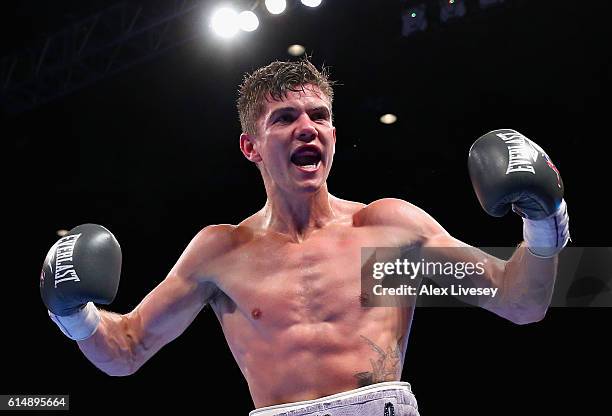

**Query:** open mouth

left=290, top=146, right=322, bottom=171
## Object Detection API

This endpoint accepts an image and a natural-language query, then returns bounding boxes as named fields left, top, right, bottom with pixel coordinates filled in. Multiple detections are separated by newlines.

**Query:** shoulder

left=173, top=224, right=252, bottom=282
left=354, top=198, right=446, bottom=238
left=354, top=198, right=425, bottom=226
left=190, top=224, right=235, bottom=251
left=188, top=223, right=255, bottom=259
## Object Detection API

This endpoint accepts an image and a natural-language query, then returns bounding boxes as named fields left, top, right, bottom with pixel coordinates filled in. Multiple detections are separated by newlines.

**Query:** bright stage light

left=288, top=44, right=306, bottom=56
left=265, top=0, right=287, bottom=15
left=238, top=11, right=259, bottom=32
left=380, top=114, right=397, bottom=125
left=301, top=0, right=322, bottom=7
left=210, top=7, right=239, bottom=38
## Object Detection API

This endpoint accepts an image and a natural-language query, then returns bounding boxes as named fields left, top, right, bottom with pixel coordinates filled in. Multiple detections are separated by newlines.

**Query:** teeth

left=298, top=161, right=320, bottom=170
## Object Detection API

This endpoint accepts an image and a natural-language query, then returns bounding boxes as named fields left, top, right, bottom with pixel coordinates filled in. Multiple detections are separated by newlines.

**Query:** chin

left=295, top=183, right=323, bottom=194
left=291, top=177, right=328, bottom=194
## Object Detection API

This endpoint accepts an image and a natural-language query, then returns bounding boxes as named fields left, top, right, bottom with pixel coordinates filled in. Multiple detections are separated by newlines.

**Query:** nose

left=294, top=114, right=317, bottom=142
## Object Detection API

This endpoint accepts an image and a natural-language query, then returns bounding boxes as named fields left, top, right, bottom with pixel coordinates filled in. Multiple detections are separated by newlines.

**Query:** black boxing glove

left=468, top=129, right=570, bottom=257
left=40, top=224, right=122, bottom=340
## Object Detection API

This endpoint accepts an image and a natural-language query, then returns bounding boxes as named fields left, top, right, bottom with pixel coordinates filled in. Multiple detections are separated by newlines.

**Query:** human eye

left=312, top=111, right=330, bottom=123
left=274, top=113, right=293, bottom=124
left=309, top=106, right=330, bottom=120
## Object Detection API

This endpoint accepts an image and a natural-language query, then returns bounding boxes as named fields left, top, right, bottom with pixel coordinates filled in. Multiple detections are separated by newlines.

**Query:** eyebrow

left=309, top=106, right=331, bottom=118
left=268, top=106, right=331, bottom=121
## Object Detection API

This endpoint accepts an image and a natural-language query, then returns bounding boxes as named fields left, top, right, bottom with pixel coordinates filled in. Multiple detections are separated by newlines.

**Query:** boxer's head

left=238, top=59, right=336, bottom=194
left=237, top=58, right=334, bottom=136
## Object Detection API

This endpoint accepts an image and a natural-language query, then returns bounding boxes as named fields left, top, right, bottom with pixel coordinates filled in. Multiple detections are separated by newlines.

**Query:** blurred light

left=210, top=7, right=239, bottom=38
left=288, top=44, right=306, bottom=56
left=440, top=0, right=466, bottom=22
left=479, top=0, right=504, bottom=9
left=238, top=10, right=259, bottom=31
left=301, top=0, right=322, bottom=7
left=56, top=229, right=69, bottom=237
left=265, top=0, right=287, bottom=15
left=401, top=4, right=427, bottom=37
left=380, top=114, right=397, bottom=125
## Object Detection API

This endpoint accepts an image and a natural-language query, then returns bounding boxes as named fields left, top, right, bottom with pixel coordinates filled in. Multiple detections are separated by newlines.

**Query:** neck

left=261, top=183, right=337, bottom=242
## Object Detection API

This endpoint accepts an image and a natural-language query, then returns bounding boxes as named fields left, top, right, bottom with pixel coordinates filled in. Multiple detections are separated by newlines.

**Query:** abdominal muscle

left=212, top=290, right=414, bottom=408
left=206, top=206, right=419, bottom=408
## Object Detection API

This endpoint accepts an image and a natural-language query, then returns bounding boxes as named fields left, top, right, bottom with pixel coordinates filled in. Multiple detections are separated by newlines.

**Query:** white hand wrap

left=48, top=302, right=101, bottom=341
left=523, top=199, right=570, bottom=258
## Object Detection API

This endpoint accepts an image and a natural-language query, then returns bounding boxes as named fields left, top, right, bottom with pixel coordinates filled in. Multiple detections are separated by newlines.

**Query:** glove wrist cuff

left=523, top=199, right=570, bottom=258
left=48, top=302, right=101, bottom=341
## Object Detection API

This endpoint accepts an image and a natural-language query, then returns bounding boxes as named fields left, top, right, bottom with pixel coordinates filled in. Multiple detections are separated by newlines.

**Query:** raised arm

left=40, top=224, right=229, bottom=376
left=423, top=219, right=559, bottom=325
left=369, top=197, right=560, bottom=325
left=387, top=129, right=569, bottom=324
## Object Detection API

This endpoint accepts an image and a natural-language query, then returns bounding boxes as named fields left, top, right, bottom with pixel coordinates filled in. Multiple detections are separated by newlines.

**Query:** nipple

left=251, top=308, right=262, bottom=319
left=359, top=292, right=370, bottom=306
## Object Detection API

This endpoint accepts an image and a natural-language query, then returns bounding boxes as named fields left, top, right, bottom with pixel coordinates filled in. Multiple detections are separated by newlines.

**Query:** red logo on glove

left=544, top=157, right=561, bottom=188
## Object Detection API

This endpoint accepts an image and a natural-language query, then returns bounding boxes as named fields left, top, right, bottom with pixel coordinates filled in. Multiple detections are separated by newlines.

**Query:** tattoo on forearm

left=354, top=335, right=402, bottom=387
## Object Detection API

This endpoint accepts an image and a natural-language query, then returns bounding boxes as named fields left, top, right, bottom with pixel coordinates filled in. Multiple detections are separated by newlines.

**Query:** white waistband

left=249, top=381, right=412, bottom=416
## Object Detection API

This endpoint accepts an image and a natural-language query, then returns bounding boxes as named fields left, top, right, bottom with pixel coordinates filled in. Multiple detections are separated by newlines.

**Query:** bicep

left=422, top=232, right=506, bottom=311
left=373, top=199, right=507, bottom=310
left=126, top=226, right=229, bottom=364
left=129, top=272, right=217, bottom=350
left=420, top=213, right=506, bottom=310
left=123, top=273, right=216, bottom=370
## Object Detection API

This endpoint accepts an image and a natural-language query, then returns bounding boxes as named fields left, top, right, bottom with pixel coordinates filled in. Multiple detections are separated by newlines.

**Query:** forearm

left=41, top=224, right=216, bottom=376
left=76, top=309, right=143, bottom=376
left=495, top=243, right=558, bottom=324
left=74, top=274, right=211, bottom=376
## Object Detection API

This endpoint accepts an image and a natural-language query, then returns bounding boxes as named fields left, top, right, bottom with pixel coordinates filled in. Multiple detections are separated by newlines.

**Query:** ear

left=332, top=127, right=336, bottom=156
left=239, top=132, right=262, bottom=163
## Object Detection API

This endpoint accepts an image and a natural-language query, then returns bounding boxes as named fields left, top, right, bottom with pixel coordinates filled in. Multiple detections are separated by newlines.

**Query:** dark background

left=3, top=0, right=610, bottom=414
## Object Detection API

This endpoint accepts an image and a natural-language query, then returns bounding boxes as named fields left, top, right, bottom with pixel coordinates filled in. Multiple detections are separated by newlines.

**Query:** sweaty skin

left=76, top=85, right=557, bottom=409
left=206, top=197, right=420, bottom=407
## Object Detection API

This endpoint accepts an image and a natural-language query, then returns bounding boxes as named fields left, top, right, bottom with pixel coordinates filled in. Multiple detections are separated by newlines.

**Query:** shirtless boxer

left=40, top=59, right=570, bottom=416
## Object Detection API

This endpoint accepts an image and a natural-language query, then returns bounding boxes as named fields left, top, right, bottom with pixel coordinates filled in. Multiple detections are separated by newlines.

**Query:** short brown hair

left=237, top=58, right=335, bottom=135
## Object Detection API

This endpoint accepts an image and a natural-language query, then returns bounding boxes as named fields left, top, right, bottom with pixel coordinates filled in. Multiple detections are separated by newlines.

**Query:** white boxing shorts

left=249, top=381, right=419, bottom=416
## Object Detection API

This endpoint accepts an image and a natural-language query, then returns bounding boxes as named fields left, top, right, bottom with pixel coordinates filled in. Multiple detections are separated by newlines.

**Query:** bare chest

left=212, top=225, right=404, bottom=327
